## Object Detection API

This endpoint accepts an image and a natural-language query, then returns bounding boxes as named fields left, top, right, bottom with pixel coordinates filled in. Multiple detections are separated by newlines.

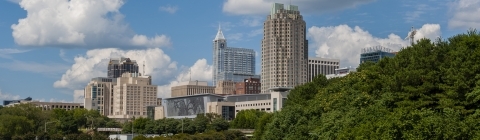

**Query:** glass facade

left=273, top=98, right=277, bottom=112
left=221, top=106, right=235, bottom=120
left=213, top=29, right=257, bottom=86
left=146, top=106, right=155, bottom=120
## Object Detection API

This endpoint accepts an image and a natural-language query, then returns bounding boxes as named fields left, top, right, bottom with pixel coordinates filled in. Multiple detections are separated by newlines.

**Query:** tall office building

left=84, top=77, right=117, bottom=116
left=308, top=57, right=340, bottom=82
left=109, top=72, right=158, bottom=119
left=108, top=57, right=139, bottom=78
left=261, top=3, right=308, bottom=93
left=360, top=46, right=396, bottom=64
left=212, top=26, right=258, bottom=86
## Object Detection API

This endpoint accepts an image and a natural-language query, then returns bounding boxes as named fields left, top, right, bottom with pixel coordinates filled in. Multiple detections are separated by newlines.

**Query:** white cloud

left=54, top=48, right=178, bottom=90
left=449, top=0, right=480, bottom=29
left=241, top=16, right=263, bottom=27
left=248, top=29, right=263, bottom=37
left=157, top=59, right=212, bottom=98
left=0, top=60, right=69, bottom=75
left=73, top=90, right=84, bottom=103
left=308, top=24, right=441, bottom=67
left=0, top=89, right=21, bottom=100
left=11, top=0, right=171, bottom=48
left=227, top=33, right=243, bottom=41
left=0, top=48, right=31, bottom=59
left=159, top=5, right=178, bottom=14
left=223, top=0, right=373, bottom=15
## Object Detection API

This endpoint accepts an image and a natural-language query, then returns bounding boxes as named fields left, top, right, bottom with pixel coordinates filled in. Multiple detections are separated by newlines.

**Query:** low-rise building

left=308, top=57, right=340, bottom=82
left=215, top=80, right=236, bottom=95
left=157, top=87, right=291, bottom=120
left=5, top=99, right=84, bottom=111
left=325, top=67, right=356, bottom=79
left=235, top=78, right=261, bottom=94
left=171, top=81, right=215, bottom=97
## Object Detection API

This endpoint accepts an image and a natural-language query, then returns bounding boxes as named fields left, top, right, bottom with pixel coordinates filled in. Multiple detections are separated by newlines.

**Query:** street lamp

left=45, top=120, right=59, bottom=133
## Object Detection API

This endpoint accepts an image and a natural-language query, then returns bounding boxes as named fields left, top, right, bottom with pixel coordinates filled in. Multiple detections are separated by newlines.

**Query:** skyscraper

left=212, top=26, right=258, bottom=86
left=107, top=57, right=139, bottom=78
left=261, top=3, right=308, bottom=93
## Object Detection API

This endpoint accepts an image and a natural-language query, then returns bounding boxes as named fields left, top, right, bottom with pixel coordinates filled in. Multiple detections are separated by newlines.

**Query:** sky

left=0, top=0, right=478, bottom=103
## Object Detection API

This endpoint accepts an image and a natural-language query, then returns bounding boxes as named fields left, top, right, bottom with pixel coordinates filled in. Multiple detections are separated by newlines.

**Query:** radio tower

left=405, top=26, right=417, bottom=45
left=143, top=61, right=145, bottom=76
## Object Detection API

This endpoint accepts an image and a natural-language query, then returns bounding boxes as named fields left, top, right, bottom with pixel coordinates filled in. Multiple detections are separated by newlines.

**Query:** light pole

left=131, top=116, right=135, bottom=138
left=45, top=120, right=59, bottom=133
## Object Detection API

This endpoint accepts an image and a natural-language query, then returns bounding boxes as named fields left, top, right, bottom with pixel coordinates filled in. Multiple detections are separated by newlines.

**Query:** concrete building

left=162, top=94, right=226, bottom=119
left=325, top=67, right=357, bottom=79
left=171, top=81, right=215, bottom=97
left=360, top=46, right=396, bottom=64
left=108, top=57, right=139, bottom=78
left=158, top=88, right=291, bottom=120
left=5, top=99, right=84, bottom=111
left=215, top=80, right=236, bottom=95
left=308, top=57, right=340, bottom=82
left=84, top=77, right=117, bottom=116
left=261, top=3, right=308, bottom=93
left=235, top=78, right=261, bottom=94
left=3, top=97, right=32, bottom=106
left=108, top=72, right=158, bottom=120
left=212, top=26, right=259, bottom=86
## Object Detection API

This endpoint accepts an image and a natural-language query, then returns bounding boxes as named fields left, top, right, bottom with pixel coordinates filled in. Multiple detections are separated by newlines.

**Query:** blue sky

left=0, top=0, right=477, bottom=103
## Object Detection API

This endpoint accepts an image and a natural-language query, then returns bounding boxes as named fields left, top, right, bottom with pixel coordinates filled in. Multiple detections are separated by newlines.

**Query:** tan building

left=154, top=106, right=165, bottom=120
left=235, top=78, right=261, bottom=94
left=206, top=101, right=236, bottom=120
left=215, top=80, right=236, bottom=95
left=6, top=100, right=83, bottom=111
left=108, top=72, right=158, bottom=119
left=84, top=77, right=116, bottom=116
left=171, top=81, right=215, bottom=97
left=261, top=3, right=308, bottom=93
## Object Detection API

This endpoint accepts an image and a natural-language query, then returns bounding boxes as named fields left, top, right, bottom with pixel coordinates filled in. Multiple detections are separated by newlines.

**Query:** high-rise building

left=109, top=72, right=158, bottom=119
left=212, top=26, right=258, bottom=86
left=308, top=57, right=340, bottom=82
left=171, top=81, right=215, bottom=97
left=360, top=46, right=396, bottom=64
left=84, top=77, right=116, bottom=116
left=108, top=57, right=139, bottom=78
left=261, top=3, right=308, bottom=93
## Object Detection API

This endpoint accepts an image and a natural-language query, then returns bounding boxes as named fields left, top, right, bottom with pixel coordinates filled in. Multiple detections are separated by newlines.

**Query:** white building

left=308, top=57, right=340, bottom=82
left=325, top=67, right=357, bottom=79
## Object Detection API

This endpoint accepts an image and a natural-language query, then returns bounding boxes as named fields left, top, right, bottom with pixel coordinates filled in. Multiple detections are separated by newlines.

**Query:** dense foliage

left=230, top=109, right=269, bottom=129
left=123, top=113, right=230, bottom=135
left=255, top=31, right=480, bottom=139
left=132, top=130, right=247, bottom=140
left=0, top=104, right=116, bottom=139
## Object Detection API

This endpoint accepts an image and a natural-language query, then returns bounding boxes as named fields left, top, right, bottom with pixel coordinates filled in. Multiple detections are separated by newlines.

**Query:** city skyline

left=0, top=0, right=474, bottom=102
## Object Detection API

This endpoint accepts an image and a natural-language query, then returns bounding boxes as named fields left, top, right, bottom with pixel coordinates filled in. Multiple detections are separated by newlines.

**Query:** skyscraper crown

left=214, top=25, right=225, bottom=40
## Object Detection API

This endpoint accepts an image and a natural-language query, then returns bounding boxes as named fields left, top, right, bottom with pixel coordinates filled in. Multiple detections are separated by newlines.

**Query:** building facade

left=109, top=72, right=158, bottom=119
left=235, top=78, right=261, bottom=94
left=308, top=57, right=340, bottom=82
left=5, top=99, right=84, bottom=111
left=215, top=80, right=236, bottom=95
left=261, top=3, right=308, bottom=93
left=108, top=57, right=139, bottom=78
left=325, top=67, right=357, bottom=79
left=171, top=81, right=215, bottom=97
left=360, top=46, right=396, bottom=64
left=212, top=26, right=258, bottom=86
left=84, top=77, right=116, bottom=116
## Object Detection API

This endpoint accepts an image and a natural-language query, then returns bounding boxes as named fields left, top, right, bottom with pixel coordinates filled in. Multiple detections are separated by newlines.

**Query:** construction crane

left=405, top=26, right=417, bottom=45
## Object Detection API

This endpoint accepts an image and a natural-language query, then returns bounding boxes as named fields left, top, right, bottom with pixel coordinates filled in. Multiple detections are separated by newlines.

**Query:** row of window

left=236, top=102, right=271, bottom=107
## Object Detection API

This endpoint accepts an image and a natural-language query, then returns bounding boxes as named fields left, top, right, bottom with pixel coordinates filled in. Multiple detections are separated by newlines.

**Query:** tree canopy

left=255, top=30, right=480, bottom=139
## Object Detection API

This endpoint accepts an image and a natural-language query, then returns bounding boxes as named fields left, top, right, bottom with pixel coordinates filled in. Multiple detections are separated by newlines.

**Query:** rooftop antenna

left=189, top=68, right=191, bottom=81
left=143, top=61, right=145, bottom=75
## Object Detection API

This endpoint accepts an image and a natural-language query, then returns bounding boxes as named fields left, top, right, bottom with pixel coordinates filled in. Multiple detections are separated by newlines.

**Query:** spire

left=214, top=24, right=226, bottom=40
